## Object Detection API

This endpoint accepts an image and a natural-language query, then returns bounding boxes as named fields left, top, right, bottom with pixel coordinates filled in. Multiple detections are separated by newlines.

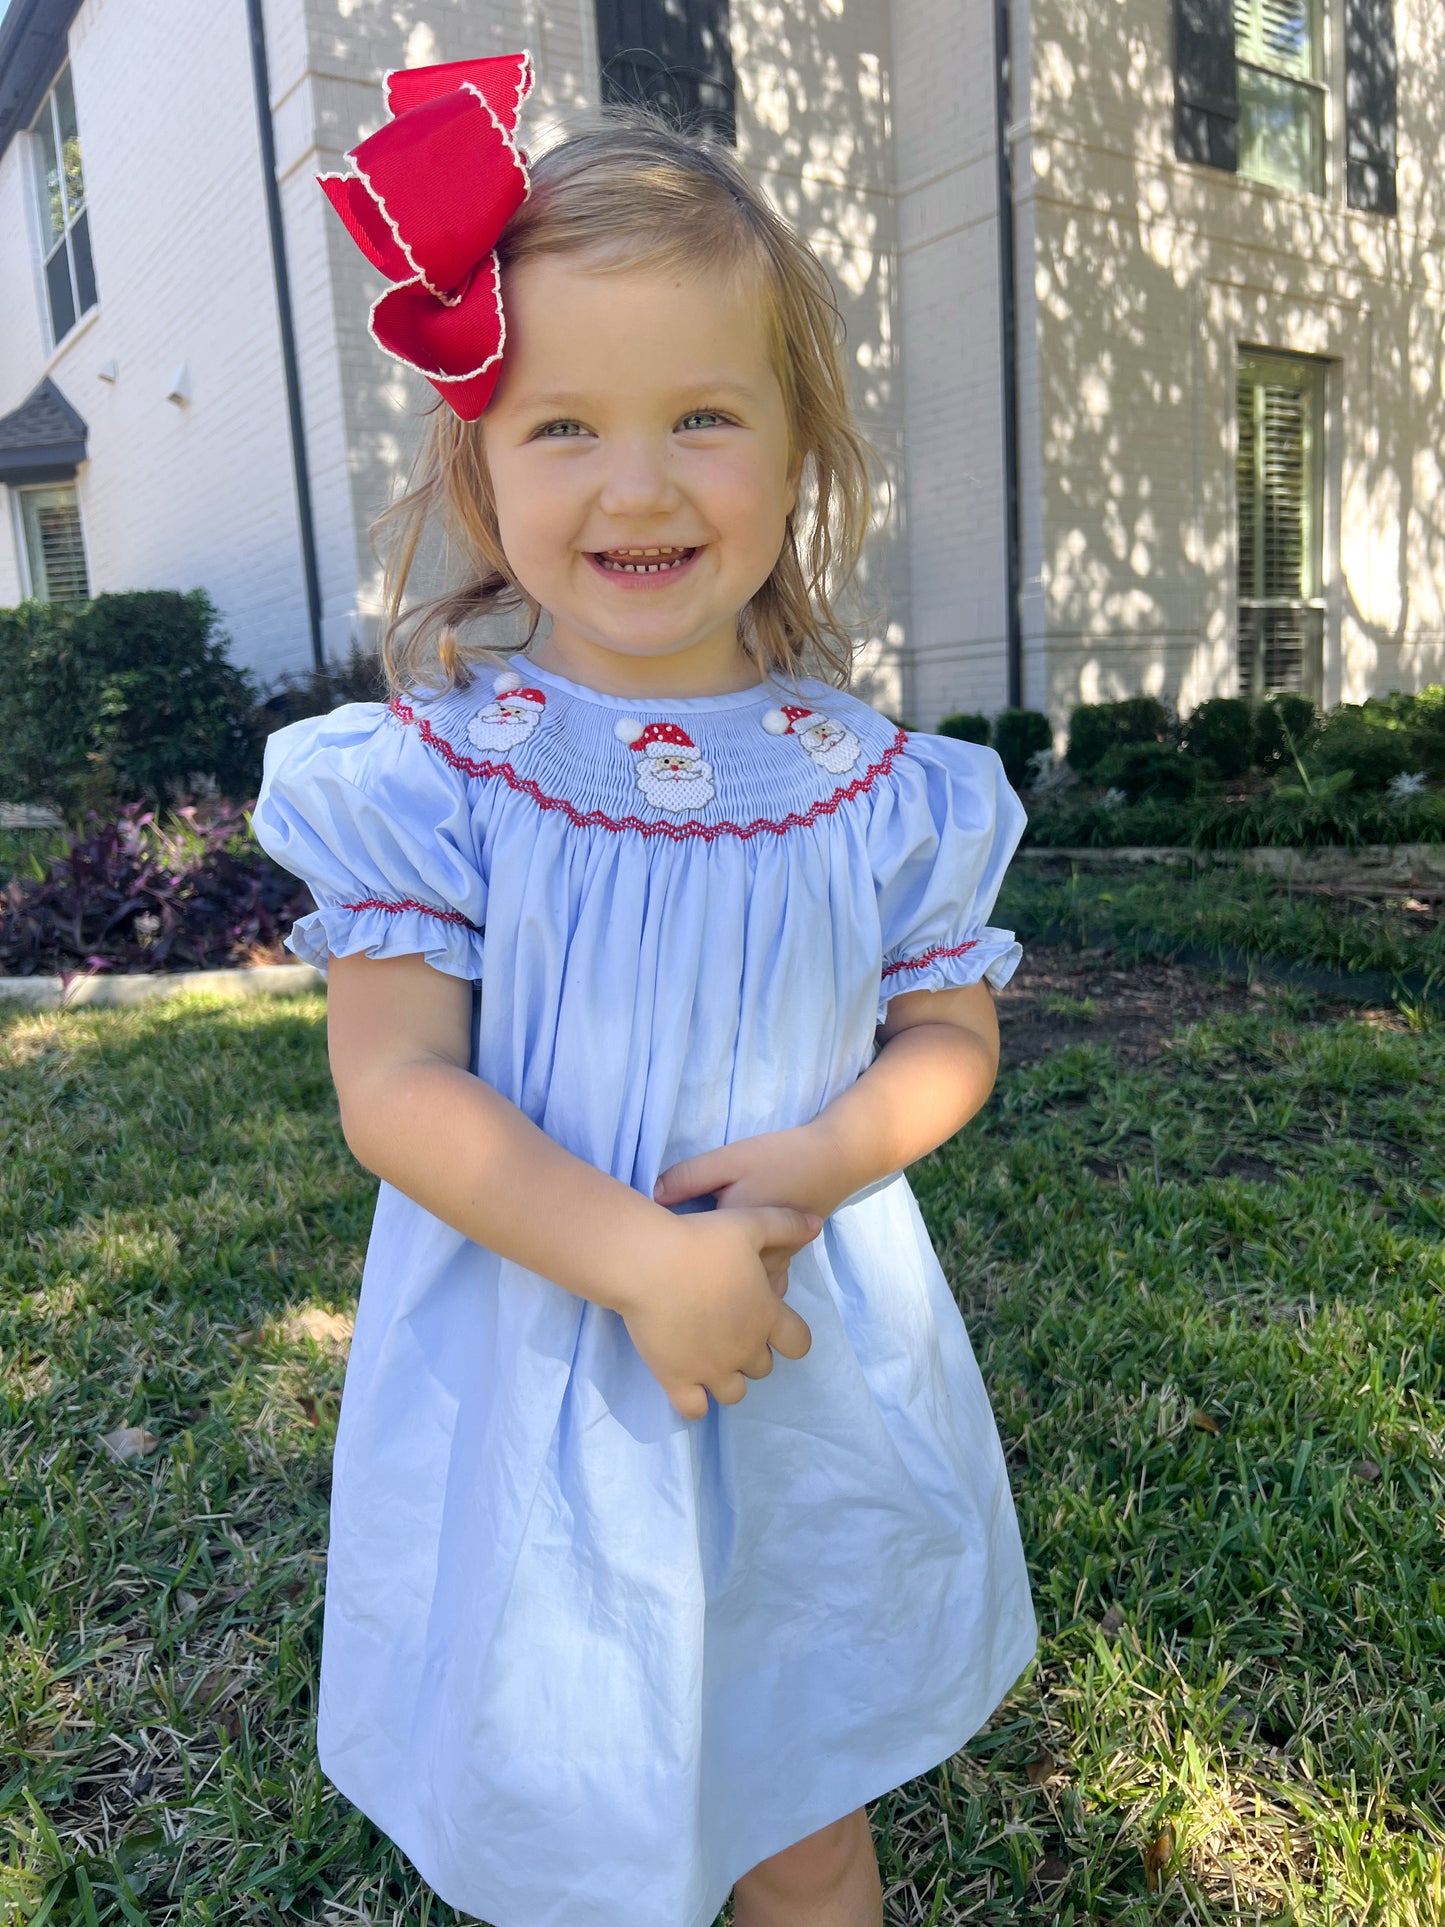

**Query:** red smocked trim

left=387, top=696, right=908, bottom=842
left=339, top=894, right=480, bottom=929
left=880, top=937, right=980, bottom=981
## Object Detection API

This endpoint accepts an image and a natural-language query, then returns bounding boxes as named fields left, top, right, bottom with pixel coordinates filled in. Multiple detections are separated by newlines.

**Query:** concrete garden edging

left=1020, top=842, right=1445, bottom=887
left=0, top=963, right=324, bottom=1010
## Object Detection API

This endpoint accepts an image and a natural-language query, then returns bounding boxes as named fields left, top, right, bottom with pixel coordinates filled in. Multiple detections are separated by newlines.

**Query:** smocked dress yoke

left=249, top=652, right=1038, bottom=1927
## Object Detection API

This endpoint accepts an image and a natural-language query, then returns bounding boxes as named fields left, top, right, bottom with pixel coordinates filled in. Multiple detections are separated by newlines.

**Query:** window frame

left=14, top=480, right=90, bottom=603
left=1233, top=0, right=1329, bottom=196
left=1234, top=346, right=1329, bottom=704
left=28, top=63, right=98, bottom=351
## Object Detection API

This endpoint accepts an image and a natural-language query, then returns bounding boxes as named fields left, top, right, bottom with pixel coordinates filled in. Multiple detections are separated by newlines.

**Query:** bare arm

left=653, top=979, right=1001, bottom=1219
left=324, top=950, right=818, bottom=1417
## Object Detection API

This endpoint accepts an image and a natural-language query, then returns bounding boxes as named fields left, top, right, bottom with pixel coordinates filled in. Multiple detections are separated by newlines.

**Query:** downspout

left=993, top=0, right=1023, bottom=710
left=245, top=0, right=325, bottom=674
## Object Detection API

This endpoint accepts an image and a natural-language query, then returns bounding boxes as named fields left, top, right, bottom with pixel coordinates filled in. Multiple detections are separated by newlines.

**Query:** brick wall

left=0, top=0, right=315, bottom=687
left=1021, top=0, right=1445, bottom=726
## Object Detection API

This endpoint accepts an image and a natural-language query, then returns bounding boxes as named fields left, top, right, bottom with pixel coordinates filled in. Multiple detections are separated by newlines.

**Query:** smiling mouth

left=591, top=547, right=699, bottom=574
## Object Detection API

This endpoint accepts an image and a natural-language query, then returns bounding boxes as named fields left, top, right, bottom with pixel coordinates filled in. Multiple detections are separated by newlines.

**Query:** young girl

left=251, top=51, right=1036, bottom=1927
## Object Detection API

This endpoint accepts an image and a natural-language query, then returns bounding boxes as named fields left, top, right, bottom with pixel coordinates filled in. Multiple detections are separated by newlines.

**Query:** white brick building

left=0, top=0, right=1437, bottom=727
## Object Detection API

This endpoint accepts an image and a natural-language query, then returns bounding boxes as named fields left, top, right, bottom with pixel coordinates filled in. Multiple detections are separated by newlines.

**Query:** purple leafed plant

left=0, top=800, right=315, bottom=979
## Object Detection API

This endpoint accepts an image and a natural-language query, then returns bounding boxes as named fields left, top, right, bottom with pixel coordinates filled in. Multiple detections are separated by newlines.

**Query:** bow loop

left=318, top=49, right=535, bottom=420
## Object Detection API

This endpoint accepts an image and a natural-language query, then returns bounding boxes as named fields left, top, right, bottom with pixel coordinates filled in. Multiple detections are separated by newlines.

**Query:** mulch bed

left=994, top=942, right=1372, bottom=1067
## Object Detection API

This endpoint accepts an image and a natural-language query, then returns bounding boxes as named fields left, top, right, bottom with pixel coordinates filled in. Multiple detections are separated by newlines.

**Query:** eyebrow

left=515, top=379, right=762, bottom=409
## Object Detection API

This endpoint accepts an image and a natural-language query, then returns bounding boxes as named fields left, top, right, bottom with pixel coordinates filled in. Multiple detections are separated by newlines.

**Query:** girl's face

left=479, top=254, right=803, bottom=696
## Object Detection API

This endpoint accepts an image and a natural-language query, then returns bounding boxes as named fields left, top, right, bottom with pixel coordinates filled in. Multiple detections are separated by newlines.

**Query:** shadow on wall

left=1022, top=0, right=1441, bottom=720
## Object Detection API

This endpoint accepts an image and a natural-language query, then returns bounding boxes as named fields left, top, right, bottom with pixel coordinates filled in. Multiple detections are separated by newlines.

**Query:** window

left=18, top=483, right=89, bottom=601
left=31, top=66, right=97, bottom=346
left=1236, top=351, right=1325, bottom=701
left=1233, top=0, right=1325, bottom=194
left=1174, top=0, right=1396, bottom=211
left=594, top=0, right=737, bottom=144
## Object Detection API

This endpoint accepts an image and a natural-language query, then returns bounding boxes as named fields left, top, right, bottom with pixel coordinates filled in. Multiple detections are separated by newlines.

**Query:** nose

left=595, top=433, right=684, bottom=517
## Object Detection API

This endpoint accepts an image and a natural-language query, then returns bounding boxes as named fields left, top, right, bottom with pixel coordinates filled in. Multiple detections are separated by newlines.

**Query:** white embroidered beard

left=800, top=722, right=861, bottom=774
left=466, top=704, right=541, bottom=753
left=634, top=753, right=715, bottom=814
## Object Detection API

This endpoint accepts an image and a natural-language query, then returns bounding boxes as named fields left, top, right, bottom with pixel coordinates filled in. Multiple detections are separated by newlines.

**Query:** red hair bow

left=319, top=51, right=534, bottom=421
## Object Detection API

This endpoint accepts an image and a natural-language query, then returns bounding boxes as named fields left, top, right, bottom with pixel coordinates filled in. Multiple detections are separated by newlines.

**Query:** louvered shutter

left=1236, top=356, right=1324, bottom=699
left=1344, top=0, right=1397, bottom=215
left=20, top=485, right=89, bottom=601
left=594, top=0, right=737, bottom=145
left=1174, top=0, right=1239, bottom=170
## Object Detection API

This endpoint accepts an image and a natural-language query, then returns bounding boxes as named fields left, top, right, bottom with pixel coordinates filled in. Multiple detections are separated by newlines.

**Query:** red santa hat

left=491, top=670, right=548, bottom=710
left=761, top=703, right=815, bottom=736
left=614, top=718, right=698, bottom=756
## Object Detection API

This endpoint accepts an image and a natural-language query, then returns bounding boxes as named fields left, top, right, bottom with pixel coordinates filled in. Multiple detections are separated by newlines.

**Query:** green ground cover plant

left=2, top=988, right=1441, bottom=1923
left=999, top=864, right=1445, bottom=986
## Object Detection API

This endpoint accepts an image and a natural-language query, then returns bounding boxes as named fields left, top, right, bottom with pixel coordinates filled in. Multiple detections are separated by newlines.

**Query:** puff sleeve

left=867, top=732, right=1028, bottom=1024
left=249, top=700, right=488, bottom=981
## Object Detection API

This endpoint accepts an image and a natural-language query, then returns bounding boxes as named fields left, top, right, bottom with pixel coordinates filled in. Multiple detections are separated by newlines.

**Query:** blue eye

left=533, top=411, right=733, bottom=438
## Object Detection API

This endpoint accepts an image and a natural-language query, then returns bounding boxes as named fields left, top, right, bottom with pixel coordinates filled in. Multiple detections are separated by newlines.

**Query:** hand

left=619, top=1206, right=820, bottom=1421
left=652, top=1121, right=854, bottom=1221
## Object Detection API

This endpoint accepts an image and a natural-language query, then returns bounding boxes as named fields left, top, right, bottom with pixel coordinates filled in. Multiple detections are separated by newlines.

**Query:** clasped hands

left=614, top=1119, right=858, bottom=1423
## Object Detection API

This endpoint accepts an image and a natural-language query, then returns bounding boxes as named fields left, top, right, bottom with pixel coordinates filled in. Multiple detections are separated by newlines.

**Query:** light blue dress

left=250, top=651, right=1038, bottom=1927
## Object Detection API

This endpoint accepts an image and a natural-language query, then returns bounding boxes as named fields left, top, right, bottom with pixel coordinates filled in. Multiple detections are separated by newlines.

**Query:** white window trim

left=28, top=63, right=96, bottom=355
left=12, top=479, right=90, bottom=602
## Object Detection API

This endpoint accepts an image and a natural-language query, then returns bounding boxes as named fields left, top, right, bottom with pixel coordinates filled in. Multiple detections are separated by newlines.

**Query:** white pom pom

left=493, top=670, right=524, bottom=694
left=761, top=708, right=790, bottom=735
left=614, top=717, right=645, bottom=745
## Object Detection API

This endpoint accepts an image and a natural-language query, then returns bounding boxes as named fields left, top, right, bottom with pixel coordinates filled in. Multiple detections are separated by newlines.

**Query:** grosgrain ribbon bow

left=318, top=51, right=535, bottom=420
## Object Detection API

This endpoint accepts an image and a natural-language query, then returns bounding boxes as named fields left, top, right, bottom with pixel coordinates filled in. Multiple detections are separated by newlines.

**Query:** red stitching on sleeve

left=880, top=937, right=980, bottom=981
left=338, top=895, right=480, bottom=929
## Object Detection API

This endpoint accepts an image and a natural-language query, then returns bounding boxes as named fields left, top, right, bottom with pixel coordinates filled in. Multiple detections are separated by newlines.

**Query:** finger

left=757, top=1206, right=824, bottom=1252
left=707, top=1372, right=749, bottom=1408
left=768, top=1304, right=813, bottom=1360
left=739, top=1346, right=775, bottom=1380
left=654, top=1152, right=731, bottom=1205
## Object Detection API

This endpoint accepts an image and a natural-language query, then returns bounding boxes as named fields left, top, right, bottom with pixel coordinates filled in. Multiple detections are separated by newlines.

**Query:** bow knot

left=319, top=51, right=535, bottom=419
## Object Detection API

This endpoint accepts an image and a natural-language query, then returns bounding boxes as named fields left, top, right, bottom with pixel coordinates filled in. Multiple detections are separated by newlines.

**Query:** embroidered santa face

left=761, top=703, right=861, bottom=775
left=466, top=670, right=547, bottom=752
left=614, top=717, right=716, bottom=813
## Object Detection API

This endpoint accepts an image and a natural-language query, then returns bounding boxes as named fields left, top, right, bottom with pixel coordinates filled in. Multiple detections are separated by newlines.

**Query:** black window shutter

left=595, top=0, right=737, bottom=145
left=1345, top=0, right=1397, bottom=215
left=1173, top=0, right=1238, bottom=171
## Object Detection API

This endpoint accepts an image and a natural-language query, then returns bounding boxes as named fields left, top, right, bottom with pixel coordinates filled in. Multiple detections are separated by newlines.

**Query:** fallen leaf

left=1099, top=1605, right=1124, bottom=1636
left=1026, top=1750, right=1056, bottom=1786
left=1144, top=1825, right=1175, bottom=1892
left=1034, top=1852, right=1070, bottom=1887
left=281, top=1307, right=354, bottom=1349
left=1352, top=1457, right=1382, bottom=1482
left=99, top=1426, right=159, bottom=1463
left=1190, top=1411, right=1222, bottom=1435
left=174, top=1589, right=200, bottom=1618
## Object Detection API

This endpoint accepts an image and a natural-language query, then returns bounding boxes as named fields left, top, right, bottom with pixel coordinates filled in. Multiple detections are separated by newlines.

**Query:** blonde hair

left=372, top=99, right=887, bottom=701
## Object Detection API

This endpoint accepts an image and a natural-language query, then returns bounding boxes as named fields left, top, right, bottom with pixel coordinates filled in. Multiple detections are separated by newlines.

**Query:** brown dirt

left=993, top=942, right=1366, bottom=1067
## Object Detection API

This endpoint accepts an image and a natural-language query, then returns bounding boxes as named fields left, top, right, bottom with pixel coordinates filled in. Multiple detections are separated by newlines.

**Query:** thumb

left=758, top=1205, right=824, bottom=1249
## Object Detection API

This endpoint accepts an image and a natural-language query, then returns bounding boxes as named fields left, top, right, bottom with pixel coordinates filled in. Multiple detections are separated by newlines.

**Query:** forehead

left=492, top=254, right=779, bottom=409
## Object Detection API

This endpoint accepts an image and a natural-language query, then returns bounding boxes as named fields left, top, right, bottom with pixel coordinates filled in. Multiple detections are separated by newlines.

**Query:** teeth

left=597, top=546, right=693, bottom=574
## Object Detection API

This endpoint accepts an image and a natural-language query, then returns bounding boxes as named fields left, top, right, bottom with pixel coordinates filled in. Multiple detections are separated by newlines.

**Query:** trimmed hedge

left=0, top=592, right=264, bottom=819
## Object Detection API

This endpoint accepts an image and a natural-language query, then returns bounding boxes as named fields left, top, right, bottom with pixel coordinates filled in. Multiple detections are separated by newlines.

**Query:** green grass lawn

left=2, top=988, right=1442, bottom=1924
left=999, top=862, right=1445, bottom=988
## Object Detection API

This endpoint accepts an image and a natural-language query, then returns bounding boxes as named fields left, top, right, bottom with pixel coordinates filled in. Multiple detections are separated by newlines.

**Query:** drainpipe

left=993, top=0, right=1023, bottom=710
left=245, top=0, right=325, bottom=674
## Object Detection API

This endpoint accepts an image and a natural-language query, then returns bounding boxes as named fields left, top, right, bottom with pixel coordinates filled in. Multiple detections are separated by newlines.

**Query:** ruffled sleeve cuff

left=283, top=899, right=486, bottom=983
left=877, top=924, right=1022, bottom=1025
